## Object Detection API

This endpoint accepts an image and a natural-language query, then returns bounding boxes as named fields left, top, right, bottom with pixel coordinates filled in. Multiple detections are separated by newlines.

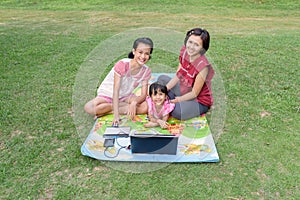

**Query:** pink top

left=97, top=58, right=151, bottom=99
left=146, top=96, right=175, bottom=119
left=176, top=46, right=214, bottom=107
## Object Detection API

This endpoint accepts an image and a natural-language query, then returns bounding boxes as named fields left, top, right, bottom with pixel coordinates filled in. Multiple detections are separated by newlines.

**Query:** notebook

left=130, top=133, right=179, bottom=155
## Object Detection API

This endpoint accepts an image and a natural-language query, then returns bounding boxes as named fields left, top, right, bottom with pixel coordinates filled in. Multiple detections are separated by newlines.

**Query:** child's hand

left=157, top=119, right=168, bottom=129
left=127, top=101, right=137, bottom=120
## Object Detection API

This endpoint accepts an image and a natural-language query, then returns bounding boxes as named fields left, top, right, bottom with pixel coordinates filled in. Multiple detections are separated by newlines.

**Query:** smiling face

left=132, top=43, right=152, bottom=66
left=151, top=89, right=167, bottom=106
left=185, top=34, right=203, bottom=60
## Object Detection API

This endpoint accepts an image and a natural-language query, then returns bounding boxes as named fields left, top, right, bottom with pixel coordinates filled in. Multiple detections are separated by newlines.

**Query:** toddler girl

left=144, top=82, right=175, bottom=129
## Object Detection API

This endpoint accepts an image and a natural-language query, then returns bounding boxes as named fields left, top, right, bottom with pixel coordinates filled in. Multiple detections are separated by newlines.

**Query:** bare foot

left=94, top=113, right=104, bottom=120
left=93, top=115, right=100, bottom=120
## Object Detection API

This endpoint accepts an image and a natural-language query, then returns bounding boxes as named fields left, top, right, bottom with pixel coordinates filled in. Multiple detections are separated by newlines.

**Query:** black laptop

left=130, top=132, right=179, bottom=155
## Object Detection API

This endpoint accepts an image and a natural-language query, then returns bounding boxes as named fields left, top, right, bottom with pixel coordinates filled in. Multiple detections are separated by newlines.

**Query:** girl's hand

left=112, top=116, right=120, bottom=127
left=127, top=101, right=137, bottom=120
left=157, top=119, right=168, bottom=129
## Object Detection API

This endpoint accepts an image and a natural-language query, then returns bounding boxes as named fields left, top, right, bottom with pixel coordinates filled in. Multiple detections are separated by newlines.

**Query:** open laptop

left=130, top=133, right=179, bottom=155
left=103, top=126, right=131, bottom=138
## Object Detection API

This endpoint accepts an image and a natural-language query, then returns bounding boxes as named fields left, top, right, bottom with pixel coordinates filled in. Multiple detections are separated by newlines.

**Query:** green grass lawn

left=1, top=0, right=299, bottom=199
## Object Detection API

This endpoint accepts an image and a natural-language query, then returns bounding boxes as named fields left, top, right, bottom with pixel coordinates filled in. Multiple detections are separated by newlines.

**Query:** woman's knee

left=84, top=98, right=99, bottom=114
left=84, top=101, right=94, bottom=114
left=137, top=101, right=148, bottom=114
left=171, top=103, right=203, bottom=120
left=170, top=106, right=183, bottom=120
left=157, top=75, right=171, bottom=85
left=139, top=106, right=148, bottom=114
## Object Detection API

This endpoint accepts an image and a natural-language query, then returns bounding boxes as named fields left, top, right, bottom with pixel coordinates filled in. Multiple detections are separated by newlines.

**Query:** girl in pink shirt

left=84, top=38, right=153, bottom=126
left=144, top=82, right=175, bottom=129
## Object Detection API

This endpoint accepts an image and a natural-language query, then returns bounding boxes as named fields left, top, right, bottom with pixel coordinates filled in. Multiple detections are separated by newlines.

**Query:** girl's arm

left=127, top=80, right=148, bottom=118
left=171, top=67, right=208, bottom=103
left=156, top=114, right=169, bottom=129
left=148, top=114, right=158, bottom=123
left=128, top=80, right=148, bottom=104
left=112, top=72, right=122, bottom=125
left=148, top=114, right=168, bottom=129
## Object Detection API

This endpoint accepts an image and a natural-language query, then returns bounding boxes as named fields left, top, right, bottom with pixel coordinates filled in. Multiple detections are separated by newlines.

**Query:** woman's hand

left=170, top=97, right=181, bottom=104
left=127, top=101, right=137, bottom=120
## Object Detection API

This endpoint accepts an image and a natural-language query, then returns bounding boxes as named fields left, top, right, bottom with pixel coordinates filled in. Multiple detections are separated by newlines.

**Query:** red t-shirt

left=176, top=46, right=214, bottom=107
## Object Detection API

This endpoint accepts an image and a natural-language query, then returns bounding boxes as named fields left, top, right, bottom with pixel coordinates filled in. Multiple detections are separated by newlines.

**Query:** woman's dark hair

left=128, top=37, right=154, bottom=59
left=149, top=82, right=168, bottom=97
left=184, top=28, right=210, bottom=55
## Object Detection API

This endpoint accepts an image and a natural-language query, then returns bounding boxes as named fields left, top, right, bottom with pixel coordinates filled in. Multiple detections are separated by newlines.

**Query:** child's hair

left=128, top=37, right=154, bottom=59
left=184, top=28, right=210, bottom=55
left=149, top=82, right=168, bottom=97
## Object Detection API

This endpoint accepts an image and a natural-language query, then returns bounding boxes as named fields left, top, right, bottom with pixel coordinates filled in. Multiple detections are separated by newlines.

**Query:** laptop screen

left=130, top=134, right=178, bottom=155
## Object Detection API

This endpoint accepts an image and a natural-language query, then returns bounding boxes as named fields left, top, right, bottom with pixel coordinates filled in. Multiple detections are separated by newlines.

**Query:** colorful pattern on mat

left=81, top=114, right=219, bottom=162
left=81, top=73, right=219, bottom=162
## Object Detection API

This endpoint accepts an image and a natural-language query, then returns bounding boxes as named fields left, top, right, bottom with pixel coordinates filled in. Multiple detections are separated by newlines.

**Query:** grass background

left=1, top=0, right=299, bottom=199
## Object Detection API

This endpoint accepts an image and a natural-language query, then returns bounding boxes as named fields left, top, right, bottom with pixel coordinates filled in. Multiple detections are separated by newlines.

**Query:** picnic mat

left=81, top=73, right=219, bottom=163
